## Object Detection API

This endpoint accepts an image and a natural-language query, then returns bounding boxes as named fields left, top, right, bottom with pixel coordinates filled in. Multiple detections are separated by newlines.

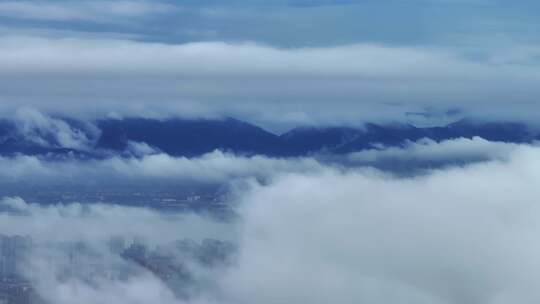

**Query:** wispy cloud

left=0, top=1, right=178, bottom=22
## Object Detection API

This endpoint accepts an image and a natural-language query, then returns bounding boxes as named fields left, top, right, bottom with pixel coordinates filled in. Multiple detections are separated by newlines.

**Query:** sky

left=2, top=0, right=540, bottom=129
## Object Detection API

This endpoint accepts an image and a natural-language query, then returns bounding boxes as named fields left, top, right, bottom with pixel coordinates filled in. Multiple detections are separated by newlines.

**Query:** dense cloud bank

left=223, top=145, right=540, bottom=304
left=2, top=143, right=540, bottom=303
left=1, top=38, right=540, bottom=125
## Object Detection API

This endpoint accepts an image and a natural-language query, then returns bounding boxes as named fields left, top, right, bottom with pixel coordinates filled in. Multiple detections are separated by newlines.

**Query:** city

left=0, top=234, right=235, bottom=304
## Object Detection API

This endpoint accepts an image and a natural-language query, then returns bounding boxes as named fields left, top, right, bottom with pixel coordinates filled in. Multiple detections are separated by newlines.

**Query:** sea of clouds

left=1, top=139, right=540, bottom=303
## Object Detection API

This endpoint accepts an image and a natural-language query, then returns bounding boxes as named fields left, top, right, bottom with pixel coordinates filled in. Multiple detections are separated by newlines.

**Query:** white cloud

left=221, top=144, right=540, bottom=303
left=12, top=107, right=99, bottom=150
left=0, top=38, right=468, bottom=77
left=0, top=197, right=234, bottom=304
left=346, top=136, right=526, bottom=164
left=0, top=150, right=324, bottom=184
left=126, top=141, right=160, bottom=157
left=37, top=274, right=182, bottom=304
left=0, top=37, right=539, bottom=126
left=0, top=137, right=524, bottom=184
left=2, top=143, right=540, bottom=303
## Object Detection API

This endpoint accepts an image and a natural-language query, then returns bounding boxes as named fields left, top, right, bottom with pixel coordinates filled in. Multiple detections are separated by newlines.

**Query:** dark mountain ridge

left=0, top=116, right=536, bottom=158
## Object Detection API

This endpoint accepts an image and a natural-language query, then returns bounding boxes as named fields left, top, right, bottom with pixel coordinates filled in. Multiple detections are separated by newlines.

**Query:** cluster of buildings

left=0, top=234, right=235, bottom=304
left=120, top=237, right=236, bottom=299
left=0, top=235, right=37, bottom=304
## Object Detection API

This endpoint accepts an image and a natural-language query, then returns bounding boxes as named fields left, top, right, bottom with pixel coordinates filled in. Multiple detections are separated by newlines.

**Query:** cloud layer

left=1, top=37, right=540, bottom=126
left=0, top=197, right=235, bottom=304
left=0, top=136, right=527, bottom=186
left=3, top=143, right=540, bottom=303
left=0, top=151, right=324, bottom=185
left=343, top=137, right=526, bottom=171
left=221, top=144, right=540, bottom=304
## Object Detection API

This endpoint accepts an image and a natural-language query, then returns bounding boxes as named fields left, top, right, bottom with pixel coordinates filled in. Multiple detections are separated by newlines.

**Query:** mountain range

left=0, top=116, right=536, bottom=158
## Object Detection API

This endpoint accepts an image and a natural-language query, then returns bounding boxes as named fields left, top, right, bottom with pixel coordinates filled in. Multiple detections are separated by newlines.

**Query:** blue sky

left=1, top=0, right=540, bottom=128
left=3, top=0, right=540, bottom=48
